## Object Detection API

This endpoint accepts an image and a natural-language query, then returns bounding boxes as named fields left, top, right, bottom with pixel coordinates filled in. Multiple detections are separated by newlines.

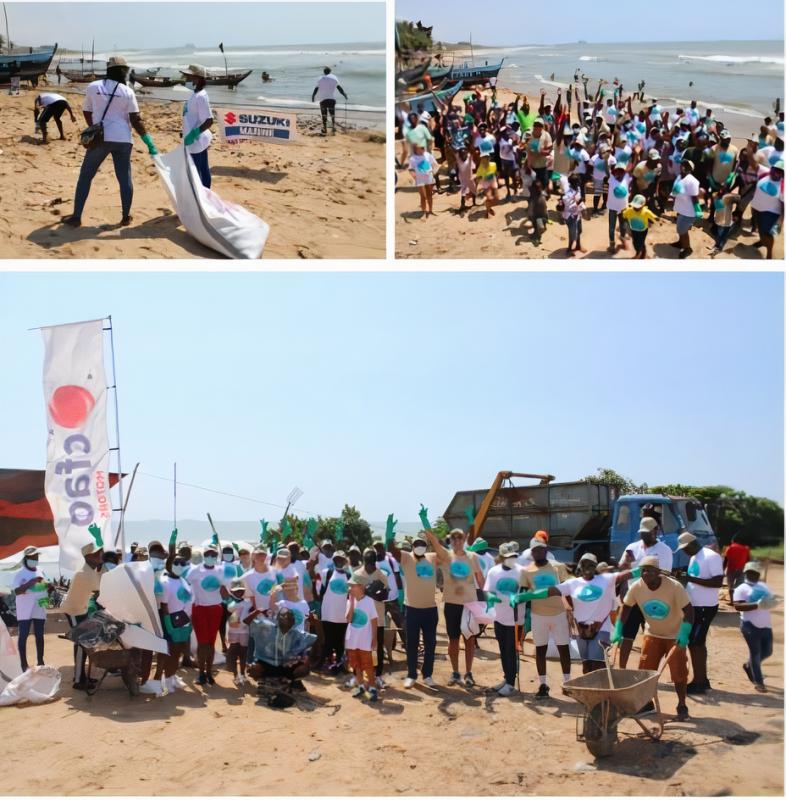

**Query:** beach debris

left=308, top=749, right=321, bottom=762
left=573, top=761, right=596, bottom=772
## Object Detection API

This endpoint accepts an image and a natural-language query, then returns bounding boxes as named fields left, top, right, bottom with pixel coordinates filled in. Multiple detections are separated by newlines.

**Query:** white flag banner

left=214, top=106, right=297, bottom=145
left=41, top=319, right=112, bottom=572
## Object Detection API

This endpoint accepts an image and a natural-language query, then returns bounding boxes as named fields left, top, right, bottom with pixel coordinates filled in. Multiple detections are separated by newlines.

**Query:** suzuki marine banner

left=41, top=319, right=112, bottom=572
left=215, top=107, right=297, bottom=145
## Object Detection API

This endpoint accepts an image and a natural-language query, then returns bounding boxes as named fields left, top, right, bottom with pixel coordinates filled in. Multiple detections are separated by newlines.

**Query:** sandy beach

left=1, top=565, right=782, bottom=796
left=395, top=86, right=784, bottom=260
left=0, top=88, right=385, bottom=259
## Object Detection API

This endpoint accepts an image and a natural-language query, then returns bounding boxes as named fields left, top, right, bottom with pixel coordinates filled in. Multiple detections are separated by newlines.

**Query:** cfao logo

left=224, top=111, right=237, bottom=125
left=48, top=385, right=95, bottom=428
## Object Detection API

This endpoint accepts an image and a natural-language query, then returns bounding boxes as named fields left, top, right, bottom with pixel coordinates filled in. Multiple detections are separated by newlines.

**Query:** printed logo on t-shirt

left=532, top=571, right=558, bottom=590
left=223, top=564, right=238, bottom=580
left=154, top=578, right=163, bottom=596
left=201, top=574, right=221, bottom=592
left=450, top=561, right=471, bottom=580
left=496, top=576, right=519, bottom=596
left=275, top=572, right=285, bottom=585
left=642, top=599, right=670, bottom=620
left=176, top=585, right=192, bottom=603
left=576, top=583, right=604, bottom=602
left=688, top=561, right=701, bottom=577
left=415, top=560, right=434, bottom=579
left=290, top=607, right=305, bottom=627
left=256, top=577, right=276, bottom=596
left=748, top=585, right=769, bottom=604
left=329, top=577, right=348, bottom=595
left=351, top=608, right=369, bottom=628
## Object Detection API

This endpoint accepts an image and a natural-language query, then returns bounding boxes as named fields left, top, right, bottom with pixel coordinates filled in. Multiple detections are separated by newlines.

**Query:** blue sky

left=396, top=0, right=784, bottom=44
left=6, top=3, right=385, bottom=50
left=0, top=272, right=782, bottom=525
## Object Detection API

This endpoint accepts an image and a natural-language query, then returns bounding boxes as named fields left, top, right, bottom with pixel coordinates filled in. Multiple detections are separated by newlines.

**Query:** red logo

left=224, top=111, right=237, bottom=125
left=48, top=385, right=95, bottom=428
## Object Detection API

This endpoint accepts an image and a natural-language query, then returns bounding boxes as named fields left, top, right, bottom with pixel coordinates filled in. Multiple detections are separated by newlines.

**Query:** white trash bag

left=0, top=619, right=61, bottom=706
left=153, top=145, right=269, bottom=259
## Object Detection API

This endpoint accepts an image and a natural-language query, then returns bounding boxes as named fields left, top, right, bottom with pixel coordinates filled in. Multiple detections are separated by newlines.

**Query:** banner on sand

left=41, top=319, right=111, bottom=572
left=214, top=106, right=297, bottom=145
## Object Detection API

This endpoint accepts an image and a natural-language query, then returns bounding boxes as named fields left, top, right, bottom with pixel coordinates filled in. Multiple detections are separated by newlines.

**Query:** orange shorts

left=347, top=648, right=374, bottom=679
left=639, top=635, right=688, bottom=683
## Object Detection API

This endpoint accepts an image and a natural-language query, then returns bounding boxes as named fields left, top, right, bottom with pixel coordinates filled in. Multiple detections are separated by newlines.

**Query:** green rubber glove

left=88, top=523, right=103, bottom=549
left=36, top=596, right=49, bottom=608
left=141, top=132, right=158, bottom=155
left=31, top=581, right=48, bottom=593
left=281, top=518, right=293, bottom=540
left=418, top=504, right=432, bottom=531
left=335, top=520, right=344, bottom=542
left=510, top=590, right=533, bottom=606
left=610, top=617, right=624, bottom=645
left=486, top=591, right=502, bottom=612
left=463, top=506, right=476, bottom=526
left=184, top=127, right=201, bottom=146
left=385, top=514, right=397, bottom=547
left=169, top=528, right=178, bottom=547
left=259, top=519, right=269, bottom=543
left=163, top=614, right=175, bottom=637
left=676, top=620, right=692, bottom=648
left=630, top=566, right=642, bottom=579
left=693, top=201, right=703, bottom=218
left=211, top=531, right=220, bottom=547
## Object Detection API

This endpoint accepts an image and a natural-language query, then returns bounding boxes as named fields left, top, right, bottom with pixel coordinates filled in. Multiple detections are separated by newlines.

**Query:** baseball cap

left=253, top=545, right=268, bottom=554
left=499, top=542, right=519, bottom=558
left=529, top=537, right=547, bottom=550
left=533, top=117, right=545, bottom=126
left=448, top=528, right=466, bottom=540
left=638, top=517, right=659, bottom=535
left=203, top=543, right=219, bottom=554
left=276, top=547, right=290, bottom=558
left=639, top=555, right=660, bottom=569
left=774, top=159, right=784, bottom=170
left=720, top=129, right=731, bottom=139
left=630, top=194, right=646, bottom=209
left=677, top=532, right=698, bottom=550
left=578, top=552, right=598, bottom=564
left=107, top=55, right=129, bottom=69
left=23, top=546, right=39, bottom=557
left=743, top=561, right=762, bottom=573
left=333, top=550, right=347, bottom=560
left=534, top=530, right=549, bottom=542
left=647, top=149, right=661, bottom=160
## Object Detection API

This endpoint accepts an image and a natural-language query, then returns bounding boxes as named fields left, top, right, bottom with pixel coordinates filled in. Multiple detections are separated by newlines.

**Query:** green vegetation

left=396, top=20, right=433, bottom=56
left=750, top=543, right=784, bottom=561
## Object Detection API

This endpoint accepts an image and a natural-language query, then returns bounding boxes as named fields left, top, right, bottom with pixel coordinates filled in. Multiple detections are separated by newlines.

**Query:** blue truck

left=443, top=472, right=718, bottom=565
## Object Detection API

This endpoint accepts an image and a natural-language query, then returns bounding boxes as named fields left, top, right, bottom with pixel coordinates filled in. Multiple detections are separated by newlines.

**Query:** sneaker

left=345, top=676, right=357, bottom=689
left=743, top=663, right=754, bottom=683
left=237, top=674, right=247, bottom=686
left=678, top=248, right=693, bottom=259
left=535, top=684, right=550, bottom=699
left=463, top=672, right=476, bottom=688
left=488, top=680, right=507, bottom=693
left=447, top=672, right=463, bottom=687
left=165, top=676, right=179, bottom=693
left=206, top=673, right=216, bottom=686
left=173, top=675, right=187, bottom=690
left=139, top=679, right=162, bottom=695
left=686, top=680, right=710, bottom=695
left=351, top=686, right=365, bottom=698
left=403, top=677, right=415, bottom=689
left=72, top=679, right=98, bottom=692
left=375, top=676, right=387, bottom=690
left=233, top=675, right=242, bottom=687
left=196, top=672, right=208, bottom=686
left=368, top=687, right=379, bottom=702
left=675, top=703, right=689, bottom=721
left=754, top=683, right=768, bottom=693
left=636, top=700, right=656, bottom=716
left=423, top=676, right=437, bottom=690
left=497, top=683, right=515, bottom=697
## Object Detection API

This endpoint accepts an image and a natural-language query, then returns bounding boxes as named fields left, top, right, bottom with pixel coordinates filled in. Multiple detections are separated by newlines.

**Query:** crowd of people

left=10, top=507, right=778, bottom=717
left=396, top=79, right=784, bottom=259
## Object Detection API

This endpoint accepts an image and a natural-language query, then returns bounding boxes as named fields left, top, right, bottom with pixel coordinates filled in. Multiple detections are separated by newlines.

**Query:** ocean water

left=470, top=40, right=783, bottom=121
left=56, top=42, right=385, bottom=127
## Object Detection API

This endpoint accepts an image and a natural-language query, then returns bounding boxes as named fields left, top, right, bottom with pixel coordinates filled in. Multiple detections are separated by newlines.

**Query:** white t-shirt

left=751, top=174, right=784, bottom=214
left=375, top=557, right=400, bottom=602
left=243, top=567, right=278, bottom=612
left=558, top=573, right=616, bottom=632
left=318, top=566, right=351, bottom=623
left=317, top=552, right=334, bottom=573
left=672, top=173, right=700, bottom=216
left=606, top=173, right=632, bottom=211
left=315, top=73, right=339, bottom=102
left=625, top=539, right=674, bottom=573
left=604, top=105, right=619, bottom=124
left=733, top=580, right=773, bottom=628
left=12, top=566, right=48, bottom=621
left=685, top=107, right=700, bottom=126
left=499, top=137, right=518, bottom=162
left=517, top=548, right=557, bottom=568
left=83, top=79, right=139, bottom=144
left=186, top=563, right=229, bottom=606
left=38, top=92, right=66, bottom=107
left=183, top=89, right=213, bottom=154
left=344, top=595, right=378, bottom=650
left=409, top=151, right=438, bottom=186
left=161, top=574, right=193, bottom=615
left=227, top=598, right=254, bottom=636
left=570, top=148, right=590, bottom=175
left=475, top=551, right=496, bottom=578
left=277, top=562, right=305, bottom=600
left=686, top=547, right=724, bottom=607
left=484, top=564, right=523, bottom=626
left=277, top=598, right=310, bottom=631
left=590, top=154, right=608, bottom=182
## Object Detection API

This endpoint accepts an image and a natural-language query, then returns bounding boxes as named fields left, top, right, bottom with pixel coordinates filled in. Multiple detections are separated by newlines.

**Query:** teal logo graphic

left=642, top=599, right=670, bottom=620
left=529, top=140, right=539, bottom=152
left=576, top=583, right=604, bottom=602
left=629, top=216, right=647, bottom=231
left=351, top=608, right=369, bottom=628
left=450, top=561, right=471, bottom=579
left=378, top=563, right=391, bottom=575
left=416, top=158, right=431, bottom=173
left=329, top=577, right=348, bottom=595
left=256, top=578, right=275, bottom=596
left=223, top=564, right=238, bottom=580
left=276, top=572, right=285, bottom=585
left=719, top=151, right=733, bottom=164
left=201, top=574, right=221, bottom=592
left=688, top=561, right=701, bottom=577
left=154, top=578, right=163, bottom=596
left=760, top=178, right=779, bottom=197
left=415, top=561, right=434, bottom=579
left=290, top=607, right=305, bottom=627
left=533, top=572, right=558, bottom=590
left=748, top=585, right=769, bottom=603
left=768, top=152, right=780, bottom=166
left=496, top=577, right=519, bottom=596
left=673, top=178, right=684, bottom=194
left=176, top=585, right=191, bottom=603
left=613, top=183, right=628, bottom=199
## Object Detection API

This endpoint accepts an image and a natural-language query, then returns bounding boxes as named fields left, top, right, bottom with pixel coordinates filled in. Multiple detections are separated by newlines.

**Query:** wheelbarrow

left=563, top=644, right=679, bottom=758
left=85, top=645, right=144, bottom=697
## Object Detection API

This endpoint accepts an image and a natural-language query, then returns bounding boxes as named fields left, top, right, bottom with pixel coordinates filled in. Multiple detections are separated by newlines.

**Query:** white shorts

left=531, top=612, right=570, bottom=647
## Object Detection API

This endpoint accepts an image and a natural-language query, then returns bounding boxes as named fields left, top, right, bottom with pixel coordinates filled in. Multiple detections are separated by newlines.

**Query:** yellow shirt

left=522, top=562, right=569, bottom=616
left=435, top=549, right=479, bottom=605
left=622, top=206, right=657, bottom=232
left=60, top=562, right=103, bottom=616
left=399, top=551, right=438, bottom=609
left=623, top=576, right=690, bottom=639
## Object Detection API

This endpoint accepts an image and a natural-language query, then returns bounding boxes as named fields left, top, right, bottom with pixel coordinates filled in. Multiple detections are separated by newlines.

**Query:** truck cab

left=610, top=494, right=717, bottom=568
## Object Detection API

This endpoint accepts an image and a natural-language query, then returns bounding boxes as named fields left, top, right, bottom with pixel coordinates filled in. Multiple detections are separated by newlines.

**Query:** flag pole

left=173, top=462, right=177, bottom=530
left=105, top=314, right=125, bottom=552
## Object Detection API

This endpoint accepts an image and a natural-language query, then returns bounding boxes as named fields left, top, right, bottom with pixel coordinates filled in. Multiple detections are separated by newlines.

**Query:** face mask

left=204, top=556, right=218, bottom=567
left=172, top=564, right=185, bottom=577
left=413, top=546, right=427, bottom=557
left=222, top=553, right=234, bottom=563
left=24, top=559, right=38, bottom=570
left=504, top=556, right=518, bottom=568
left=185, top=81, right=196, bottom=91
left=150, top=557, right=166, bottom=571
left=104, top=563, right=117, bottom=571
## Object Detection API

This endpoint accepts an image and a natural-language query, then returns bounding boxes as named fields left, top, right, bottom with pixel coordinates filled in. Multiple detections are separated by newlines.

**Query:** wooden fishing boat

left=446, top=58, right=505, bottom=87
left=0, top=43, right=57, bottom=83
left=134, top=74, right=183, bottom=88
left=396, top=80, right=463, bottom=115
left=181, top=68, right=252, bottom=88
left=395, top=59, right=431, bottom=88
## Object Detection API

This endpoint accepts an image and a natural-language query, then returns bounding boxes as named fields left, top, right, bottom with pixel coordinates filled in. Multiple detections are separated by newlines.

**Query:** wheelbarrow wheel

left=584, top=700, right=620, bottom=758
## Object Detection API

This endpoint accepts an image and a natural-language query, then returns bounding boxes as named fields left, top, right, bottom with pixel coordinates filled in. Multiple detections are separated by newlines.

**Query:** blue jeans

left=74, top=140, right=134, bottom=219
left=741, top=621, right=773, bottom=684
left=713, top=224, right=732, bottom=251
left=566, top=216, right=582, bottom=248
left=404, top=605, right=438, bottom=679
left=17, top=618, right=45, bottom=670
left=190, top=148, right=212, bottom=189
left=608, top=209, right=627, bottom=243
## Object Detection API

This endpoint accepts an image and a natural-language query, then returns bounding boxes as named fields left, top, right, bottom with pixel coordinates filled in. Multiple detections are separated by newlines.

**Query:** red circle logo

left=48, top=385, right=96, bottom=428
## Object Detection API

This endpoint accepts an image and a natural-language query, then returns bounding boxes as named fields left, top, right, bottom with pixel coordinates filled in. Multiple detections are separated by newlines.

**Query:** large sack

left=0, top=618, right=60, bottom=706
left=153, top=145, right=269, bottom=259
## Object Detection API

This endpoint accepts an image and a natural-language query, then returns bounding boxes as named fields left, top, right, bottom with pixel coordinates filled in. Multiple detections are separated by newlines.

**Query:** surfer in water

left=312, top=66, right=348, bottom=136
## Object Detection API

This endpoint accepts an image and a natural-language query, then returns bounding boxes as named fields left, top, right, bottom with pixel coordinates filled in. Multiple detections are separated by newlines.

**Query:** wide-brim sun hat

left=182, top=64, right=208, bottom=78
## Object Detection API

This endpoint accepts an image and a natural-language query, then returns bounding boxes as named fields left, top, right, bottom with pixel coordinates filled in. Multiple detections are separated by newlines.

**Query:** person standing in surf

left=181, top=65, right=215, bottom=189
left=311, top=67, right=348, bottom=136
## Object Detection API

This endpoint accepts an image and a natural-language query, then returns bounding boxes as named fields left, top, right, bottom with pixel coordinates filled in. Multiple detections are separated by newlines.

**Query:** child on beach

left=408, top=143, right=438, bottom=219
left=345, top=576, right=379, bottom=701
left=559, top=174, right=586, bottom=257
left=455, top=146, right=477, bottom=215
left=709, top=186, right=741, bottom=257
left=475, top=148, right=499, bottom=217
left=226, top=579, right=253, bottom=686
left=529, top=180, right=548, bottom=245
left=622, top=194, right=658, bottom=259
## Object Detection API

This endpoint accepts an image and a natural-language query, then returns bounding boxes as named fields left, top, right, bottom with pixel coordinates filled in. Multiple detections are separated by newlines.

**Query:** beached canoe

left=134, top=75, right=184, bottom=88
left=0, top=44, right=58, bottom=84
left=447, top=58, right=505, bottom=87
left=396, top=80, right=464, bottom=115
left=181, top=68, right=252, bottom=88
left=396, top=60, right=431, bottom=88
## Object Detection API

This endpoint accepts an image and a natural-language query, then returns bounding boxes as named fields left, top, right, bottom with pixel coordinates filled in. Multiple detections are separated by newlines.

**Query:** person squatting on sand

left=397, top=79, right=784, bottom=257
left=33, top=92, right=76, bottom=144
